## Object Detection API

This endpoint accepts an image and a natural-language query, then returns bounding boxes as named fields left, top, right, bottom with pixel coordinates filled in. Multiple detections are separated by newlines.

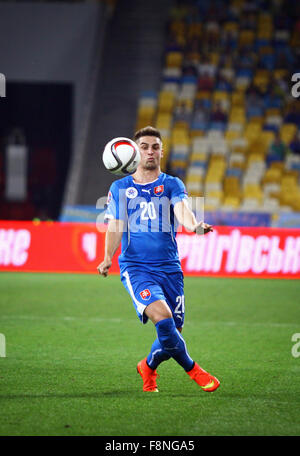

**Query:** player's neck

left=132, top=168, right=161, bottom=184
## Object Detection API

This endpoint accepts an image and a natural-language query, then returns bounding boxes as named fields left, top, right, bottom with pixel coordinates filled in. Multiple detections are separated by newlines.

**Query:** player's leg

left=121, top=269, right=220, bottom=392
left=137, top=300, right=173, bottom=391
left=146, top=326, right=183, bottom=370
left=121, top=270, right=168, bottom=392
left=153, top=272, right=220, bottom=392
left=146, top=299, right=220, bottom=392
left=145, top=299, right=194, bottom=371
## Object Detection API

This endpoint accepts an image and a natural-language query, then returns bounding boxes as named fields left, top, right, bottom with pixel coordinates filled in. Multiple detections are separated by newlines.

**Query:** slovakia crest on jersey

left=154, top=185, right=164, bottom=196
left=140, top=289, right=151, bottom=300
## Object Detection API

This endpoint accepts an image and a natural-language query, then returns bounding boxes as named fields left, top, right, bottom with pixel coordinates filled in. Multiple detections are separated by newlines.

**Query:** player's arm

left=174, top=199, right=213, bottom=235
left=97, top=218, right=124, bottom=277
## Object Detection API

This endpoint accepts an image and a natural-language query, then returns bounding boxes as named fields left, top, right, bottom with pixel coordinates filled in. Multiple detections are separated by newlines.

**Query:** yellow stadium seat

left=224, top=176, right=240, bottom=194
left=190, top=152, right=208, bottom=162
left=171, top=159, right=187, bottom=169
left=173, top=120, right=190, bottom=130
left=245, top=122, right=262, bottom=134
left=207, top=190, right=224, bottom=199
left=161, top=136, right=170, bottom=152
left=225, top=130, right=242, bottom=143
left=256, top=69, right=270, bottom=79
left=229, top=113, right=246, bottom=124
left=223, top=21, right=239, bottom=33
left=157, top=91, right=176, bottom=113
left=247, top=152, right=265, bottom=164
left=279, top=186, right=300, bottom=209
left=258, top=12, right=273, bottom=24
left=274, top=69, right=288, bottom=80
left=259, top=45, right=274, bottom=56
left=136, top=107, right=156, bottom=126
left=239, top=30, right=255, bottom=46
left=171, top=129, right=190, bottom=146
left=265, top=108, right=281, bottom=117
left=169, top=20, right=186, bottom=36
left=244, top=124, right=263, bottom=144
left=280, top=123, right=298, bottom=144
left=270, top=161, right=285, bottom=171
left=208, top=52, right=220, bottom=65
left=189, top=190, right=203, bottom=197
left=231, top=106, right=246, bottom=117
left=281, top=174, right=298, bottom=188
left=231, top=138, right=249, bottom=154
left=190, top=130, right=205, bottom=139
left=243, top=184, right=263, bottom=202
left=155, top=113, right=172, bottom=130
left=257, top=29, right=273, bottom=40
left=166, top=51, right=183, bottom=68
left=259, top=130, right=276, bottom=148
left=213, top=91, right=229, bottom=102
left=196, top=91, right=211, bottom=100
left=262, top=168, right=282, bottom=184
left=292, top=197, right=300, bottom=212
left=250, top=116, right=265, bottom=126
left=205, top=171, right=224, bottom=182
left=223, top=196, right=241, bottom=209
left=231, top=91, right=245, bottom=106
left=229, top=106, right=246, bottom=124
left=187, top=173, right=203, bottom=182
left=187, top=22, right=202, bottom=39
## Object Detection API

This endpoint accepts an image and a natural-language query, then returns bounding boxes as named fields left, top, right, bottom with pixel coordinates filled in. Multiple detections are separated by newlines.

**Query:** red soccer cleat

left=137, top=357, right=159, bottom=392
left=187, top=362, right=220, bottom=392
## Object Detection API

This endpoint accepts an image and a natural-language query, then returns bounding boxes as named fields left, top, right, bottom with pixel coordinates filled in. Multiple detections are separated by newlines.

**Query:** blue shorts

left=121, top=269, right=185, bottom=328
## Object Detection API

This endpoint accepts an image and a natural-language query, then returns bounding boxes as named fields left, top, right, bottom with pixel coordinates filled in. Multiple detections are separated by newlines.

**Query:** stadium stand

left=1, top=0, right=300, bottom=223
left=135, top=0, right=300, bottom=217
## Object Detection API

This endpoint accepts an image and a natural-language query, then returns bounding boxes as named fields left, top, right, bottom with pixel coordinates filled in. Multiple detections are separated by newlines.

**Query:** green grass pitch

left=0, top=272, right=300, bottom=436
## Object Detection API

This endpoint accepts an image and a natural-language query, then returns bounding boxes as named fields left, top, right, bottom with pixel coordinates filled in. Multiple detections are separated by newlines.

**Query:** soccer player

left=97, top=126, right=220, bottom=393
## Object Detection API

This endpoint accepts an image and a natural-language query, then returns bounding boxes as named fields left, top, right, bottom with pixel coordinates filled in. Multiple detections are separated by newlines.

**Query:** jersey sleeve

left=104, top=181, right=127, bottom=221
left=169, top=177, right=188, bottom=206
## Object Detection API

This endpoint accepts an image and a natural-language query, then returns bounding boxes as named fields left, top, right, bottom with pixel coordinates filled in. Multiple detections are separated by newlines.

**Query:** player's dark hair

left=133, top=126, right=162, bottom=142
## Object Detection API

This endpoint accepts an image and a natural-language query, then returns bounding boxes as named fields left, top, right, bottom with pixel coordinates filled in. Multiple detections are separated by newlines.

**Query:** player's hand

left=194, top=222, right=213, bottom=235
left=97, top=258, right=112, bottom=277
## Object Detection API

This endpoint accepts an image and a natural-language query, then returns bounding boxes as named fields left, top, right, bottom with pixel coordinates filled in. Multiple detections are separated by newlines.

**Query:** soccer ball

left=102, top=137, right=141, bottom=176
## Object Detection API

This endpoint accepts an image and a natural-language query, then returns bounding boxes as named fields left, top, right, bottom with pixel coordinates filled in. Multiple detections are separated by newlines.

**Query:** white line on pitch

left=0, top=315, right=298, bottom=328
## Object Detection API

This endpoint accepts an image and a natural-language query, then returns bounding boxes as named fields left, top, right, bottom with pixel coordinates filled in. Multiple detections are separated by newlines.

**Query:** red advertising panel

left=176, top=226, right=300, bottom=279
left=0, top=221, right=120, bottom=274
left=0, top=221, right=300, bottom=278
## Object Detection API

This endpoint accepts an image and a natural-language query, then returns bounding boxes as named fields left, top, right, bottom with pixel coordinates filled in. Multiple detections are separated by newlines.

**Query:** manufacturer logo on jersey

left=125, top=187, right=138, bottom=199
left=140, top=289, right=151, bottom=300
left=154, top=185, right=164, bottom=196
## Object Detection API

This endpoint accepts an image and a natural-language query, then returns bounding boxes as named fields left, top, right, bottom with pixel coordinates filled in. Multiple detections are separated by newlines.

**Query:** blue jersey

left=105, top=172, right=188, bottom=273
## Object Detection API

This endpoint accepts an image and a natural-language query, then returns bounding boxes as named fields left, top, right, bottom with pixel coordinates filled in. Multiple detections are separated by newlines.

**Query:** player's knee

left=145, top=300, right=172, bottom=324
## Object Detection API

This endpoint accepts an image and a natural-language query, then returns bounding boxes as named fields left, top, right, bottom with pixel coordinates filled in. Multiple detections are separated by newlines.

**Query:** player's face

left=137, top=136, right=163, bottom=171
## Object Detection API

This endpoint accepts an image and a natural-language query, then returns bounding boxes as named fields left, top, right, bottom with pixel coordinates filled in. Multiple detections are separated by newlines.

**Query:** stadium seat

left=155, top=113, right=173, bottom=130
left=166, top=51, right=184, bottom=68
